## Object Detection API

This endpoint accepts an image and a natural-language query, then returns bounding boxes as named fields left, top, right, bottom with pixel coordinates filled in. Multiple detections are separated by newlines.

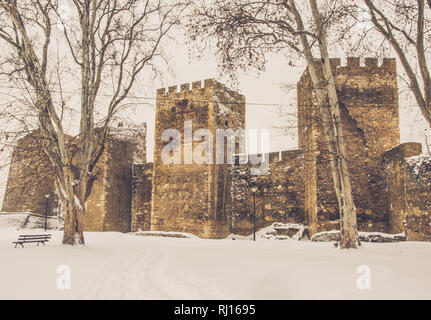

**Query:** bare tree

left=0, top=0, right=189, bottom=245
left=360, top=0, right=431, bottom=128
left=189, top=0, right=359, bottom=248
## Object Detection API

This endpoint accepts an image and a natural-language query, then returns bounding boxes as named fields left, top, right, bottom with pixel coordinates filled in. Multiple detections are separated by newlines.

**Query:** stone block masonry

left=384, top=143, right=431, bottom=241
left=131, top=163, right=153, bottom=232
left=1, top=131, right=59, bottom=216
left=84, top=134, right=134, bottom=232
left=405, top=156, right=431, bottom=241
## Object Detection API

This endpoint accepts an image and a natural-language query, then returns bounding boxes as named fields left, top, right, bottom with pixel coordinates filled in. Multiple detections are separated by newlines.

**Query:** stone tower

left=298, top=58, right=400, bottom=234
left=2, top=131, right=59, bottom=216
left=83, top=125, right=146, bottom=232
left=2, top=125, right=146, bottom=232
left=151, top=79, right=245, bottom=238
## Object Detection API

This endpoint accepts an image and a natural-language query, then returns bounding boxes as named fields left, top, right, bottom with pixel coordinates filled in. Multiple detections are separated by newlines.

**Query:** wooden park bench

left=13, top=234, right=51, bottom=248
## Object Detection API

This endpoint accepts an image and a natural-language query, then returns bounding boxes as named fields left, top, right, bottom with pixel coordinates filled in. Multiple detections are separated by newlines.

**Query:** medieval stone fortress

left=2, top=57, right=431, bottom=241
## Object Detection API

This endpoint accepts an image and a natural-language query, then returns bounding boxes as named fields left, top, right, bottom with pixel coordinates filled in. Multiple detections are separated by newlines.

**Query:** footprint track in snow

left=78, top=247, right=217, bottom=299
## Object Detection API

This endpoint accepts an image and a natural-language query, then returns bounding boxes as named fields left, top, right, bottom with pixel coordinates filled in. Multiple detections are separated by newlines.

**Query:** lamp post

left=44, top=194, right=50, bottom=232
left=250, top=183, right=258, bottom=242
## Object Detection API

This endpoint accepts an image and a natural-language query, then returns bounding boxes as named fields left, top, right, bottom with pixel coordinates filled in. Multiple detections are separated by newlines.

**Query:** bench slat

left=18, top=236, right=51, bottom=239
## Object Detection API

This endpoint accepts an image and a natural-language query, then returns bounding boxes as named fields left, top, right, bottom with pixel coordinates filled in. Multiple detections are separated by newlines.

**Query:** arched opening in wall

left=259, top=184, right=266, bottom=227
left=216, top=169, right=228, bottom=222
left=224, top=136, right=228, bottom=164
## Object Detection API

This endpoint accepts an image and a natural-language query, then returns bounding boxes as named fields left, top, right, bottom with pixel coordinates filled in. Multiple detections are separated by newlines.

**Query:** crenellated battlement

left=234, top=150, right=304, bottom=165
left=157, top=79, right=245, bottom=103
left=299, top=57, right=397, bottom=84
left=334, top=57, right=396, bottom=74
left=156, top=79, right=218, bottom=96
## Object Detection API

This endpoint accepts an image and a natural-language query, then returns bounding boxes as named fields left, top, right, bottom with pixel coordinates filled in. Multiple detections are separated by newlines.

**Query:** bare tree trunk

left=55, top=168, right=85, bottom=245
left=63, top=204, right=85, bottom=245
left=310, top=0, right=357, bottom=249
left=291, top=0, right=358, bottom=248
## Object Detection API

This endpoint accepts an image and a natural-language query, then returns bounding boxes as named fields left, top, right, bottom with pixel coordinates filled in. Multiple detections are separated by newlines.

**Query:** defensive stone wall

left=384, top=143, right=431, bottom=240
left=230, top=150, right=304, bottom=235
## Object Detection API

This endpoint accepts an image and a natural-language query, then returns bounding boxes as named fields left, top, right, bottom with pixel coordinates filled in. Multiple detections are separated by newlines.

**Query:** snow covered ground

left=1, top=227, right=431, bottom=300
